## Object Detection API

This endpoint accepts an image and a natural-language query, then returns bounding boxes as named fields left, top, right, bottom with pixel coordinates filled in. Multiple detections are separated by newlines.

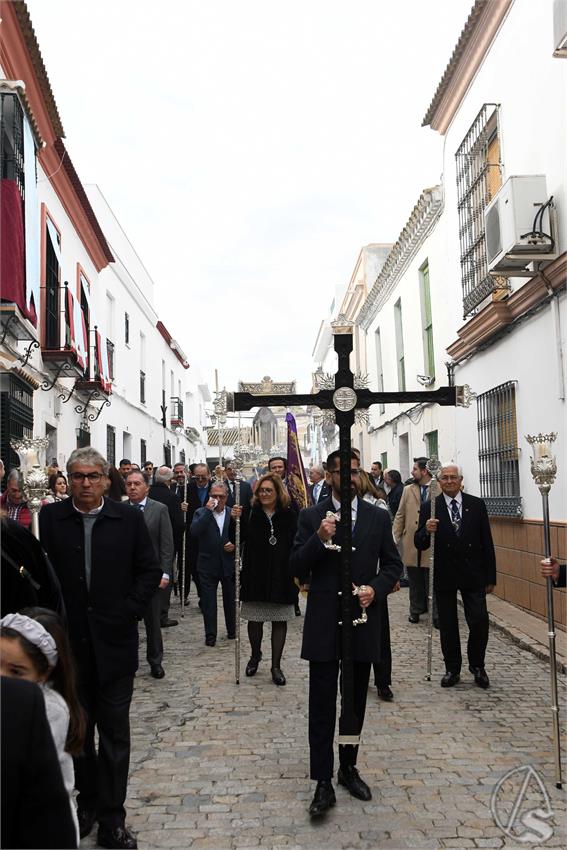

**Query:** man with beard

left=291, top=449, right=402, bottom=817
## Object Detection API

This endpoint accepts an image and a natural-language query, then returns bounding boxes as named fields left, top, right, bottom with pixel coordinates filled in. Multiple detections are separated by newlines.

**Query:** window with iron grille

left=419, top=261, right=435, bottom=379
left=179, top=449, right=186, bottom=465
left=477, top=381, right=522, bottom=517
left=381, top=452, right=388, bottom=470
left=394, top=299, right=406, bottom=391
left=124, top=312, right=130, bottom=345
left=455, top=104, right=503, bottom=318
left=0, top=373, right=33, bottom=469
left=0, top=93, right=25, bottom=198
left=106, top=425, right=116, bottom=466
left=140, top=370, right=146, bottom=405
left=140, top=439, right=147, bottom=466
left=44, top=220, right=60, bottom=349
left=163, top=442, right=172, bottom=466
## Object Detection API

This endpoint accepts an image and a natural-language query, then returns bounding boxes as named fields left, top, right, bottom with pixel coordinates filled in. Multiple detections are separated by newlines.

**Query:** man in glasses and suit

left=415, top=463, right=496, bottom=690
left=39, top=447, right=161, bottom=850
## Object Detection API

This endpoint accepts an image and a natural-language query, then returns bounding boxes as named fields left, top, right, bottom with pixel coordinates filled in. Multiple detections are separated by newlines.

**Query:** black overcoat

left=414, top=492, right=497, bottom=592
left=290, top=496, right=402, bottom=662
left=39, top=497, right=161, bottom=685
left=240, top=506, right=298, bottom=605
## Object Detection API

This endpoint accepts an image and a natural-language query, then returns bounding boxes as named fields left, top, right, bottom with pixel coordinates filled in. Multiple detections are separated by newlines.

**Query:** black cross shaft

left=229, top=329, right=460, bottom=745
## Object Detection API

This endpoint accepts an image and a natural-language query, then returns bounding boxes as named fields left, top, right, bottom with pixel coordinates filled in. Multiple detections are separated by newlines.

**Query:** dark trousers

left=178, top=540, right=202, bottom=601
left=308, top=660, right=370, bottom=781
left=407, top=566, right=437, bottom=618
left=159, top=582, right=173, bottom=625
left=74, top=660, right=134, bottom=829
left=436, top=587, right=489, bottom=673
left=143, top=588, right=163, bottom=668
left=373, top=598, right=392, bottom=687
left=198, top=570, right=235, bottom=638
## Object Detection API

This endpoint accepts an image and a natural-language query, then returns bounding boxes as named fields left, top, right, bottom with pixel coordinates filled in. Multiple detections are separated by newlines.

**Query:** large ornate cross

left=227, top=316, right=472, bottom=745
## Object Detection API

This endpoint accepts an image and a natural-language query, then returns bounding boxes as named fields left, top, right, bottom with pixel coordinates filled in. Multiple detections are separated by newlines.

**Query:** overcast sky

left=26, top=0, right=473, bottom=393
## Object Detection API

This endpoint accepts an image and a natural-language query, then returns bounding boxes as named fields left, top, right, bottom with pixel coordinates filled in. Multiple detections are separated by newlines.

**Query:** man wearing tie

left=308, top=464, right=329, bottom=504
left=392, top=457, right=435, bottom=624
left=414, top=463, right=496, bottom=689
left=125, top=471, right=174, bottom=680
left=224, top=461, right=253, bottom=510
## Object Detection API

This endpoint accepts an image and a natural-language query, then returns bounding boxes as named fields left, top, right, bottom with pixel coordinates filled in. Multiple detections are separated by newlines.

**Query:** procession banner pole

left=425, top=457, right=441, bottom=681
left=180, top=467, right=189, bottom=618
left=234, top=475, right=242, bottom=684
left=526, top=433, right=562, bottom=789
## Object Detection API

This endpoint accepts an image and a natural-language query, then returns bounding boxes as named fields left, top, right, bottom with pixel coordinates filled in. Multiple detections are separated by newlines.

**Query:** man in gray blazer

left=190, top=480, right=236, bottom=646
left=126, top=471, right=174, bottom=679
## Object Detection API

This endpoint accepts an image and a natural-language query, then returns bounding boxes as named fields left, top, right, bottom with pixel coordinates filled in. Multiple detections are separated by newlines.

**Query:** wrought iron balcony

left=170, top=396, right=184, bottom=427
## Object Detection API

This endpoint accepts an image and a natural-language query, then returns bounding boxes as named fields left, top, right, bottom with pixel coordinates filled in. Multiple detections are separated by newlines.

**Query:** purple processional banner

left=286, top=412, right=312, bottom=511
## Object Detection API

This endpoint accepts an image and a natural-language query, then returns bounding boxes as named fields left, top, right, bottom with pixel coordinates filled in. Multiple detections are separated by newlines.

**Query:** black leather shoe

left=245, top=654, right=261, bottom=676
left=470, top=666, right=490, bottom=689
left=376, top=685, right=394, bottom=702
left=150, top=665, right=165, bottom=679
left=337, top=765, right=372, bottom=800
left=309, top=780, right=336, bottom=817
left=294, top=602, right=301, bottom=616
left=408, top=613, right=420, bottom=623
left=227, top=633, right=236, bottom=640
left=97, top=825, right=138, bottom=849
left=441, top=671, right=460, bottom=688
left=161, top=618, right=178, bottom=627
left=205, top=635, right=216, bottom=647
left=78, top=807, right=96, bottom=839
left=271, top=667, right=286, bottom=686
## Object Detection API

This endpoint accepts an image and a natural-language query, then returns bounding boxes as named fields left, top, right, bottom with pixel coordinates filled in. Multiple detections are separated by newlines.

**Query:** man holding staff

left=291, top=449, right=402, bottom=817
left=415, top=463, right=496, bottom=689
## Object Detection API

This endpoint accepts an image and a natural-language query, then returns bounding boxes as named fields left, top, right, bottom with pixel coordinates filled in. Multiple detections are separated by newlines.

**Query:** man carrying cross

left=290, top=448, right=402, bottom=815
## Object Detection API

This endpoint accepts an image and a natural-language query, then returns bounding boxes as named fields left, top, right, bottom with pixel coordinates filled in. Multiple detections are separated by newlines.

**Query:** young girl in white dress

left=0, top=608, right=86, bottom=847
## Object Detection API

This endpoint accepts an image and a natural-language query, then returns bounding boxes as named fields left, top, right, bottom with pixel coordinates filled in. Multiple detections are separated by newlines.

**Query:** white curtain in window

left=23, top=117, right=40, bottom=322
left=45, top=216, right=62, bottom=266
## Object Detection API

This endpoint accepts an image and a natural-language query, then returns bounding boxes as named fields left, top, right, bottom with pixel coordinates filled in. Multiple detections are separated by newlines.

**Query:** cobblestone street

left=81, top=589, right=566, bottom=849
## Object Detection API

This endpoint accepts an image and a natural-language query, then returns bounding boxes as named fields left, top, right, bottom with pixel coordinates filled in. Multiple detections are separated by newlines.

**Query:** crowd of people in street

left=1, top=445, right=564, bottom=846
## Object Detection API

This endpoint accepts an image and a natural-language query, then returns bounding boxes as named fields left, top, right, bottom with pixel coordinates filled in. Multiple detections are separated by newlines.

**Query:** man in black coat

left=414, top=463, right=496, bottom=690
left=149, top=465, right=184, bottom=626
left=1, top=677, right=78, bottom=849
left=39, top=447, right=161, bottom=850
left=172, top=463, right=210, bottom=604
left=291, top=449, right=402, bottom=818
left=224, top=461, right=253, bottom=510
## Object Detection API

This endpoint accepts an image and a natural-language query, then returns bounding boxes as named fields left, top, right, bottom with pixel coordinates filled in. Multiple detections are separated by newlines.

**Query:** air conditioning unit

left=554, top=0, right=567, bottom=57
left=484, top=175, right=557, bottom=273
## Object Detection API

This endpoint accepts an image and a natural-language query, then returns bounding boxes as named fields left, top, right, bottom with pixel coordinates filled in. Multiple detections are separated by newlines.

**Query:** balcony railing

left=170, top=396, right=184, bottom=427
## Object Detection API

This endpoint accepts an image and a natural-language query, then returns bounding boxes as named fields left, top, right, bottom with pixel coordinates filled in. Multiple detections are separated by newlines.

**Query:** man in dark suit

left=125, top=471, right=174, bottom=679
left=370, top=461, right=384, bottom=489
left=189, top=480, right=236, bottom=646
left=39, top=447, right=161, bottom=850
left=174, top=463, right=210, bottom=604
left=224, top=461, right=253, bottom=509
left=308, top=464, right=328, bottom=504
left=414, top=463, right=496, bottom=690
left=149, top=466, right=184, bottom=626
left=291, top=449, right=402, bottom=818
left=1, top=677, right=78, bottom=849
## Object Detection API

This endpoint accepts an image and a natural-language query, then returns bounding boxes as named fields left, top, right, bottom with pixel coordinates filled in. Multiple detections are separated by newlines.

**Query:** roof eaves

left=12, top=1, right=65, bottom=138
left=53, top=138, right=114, bottom=263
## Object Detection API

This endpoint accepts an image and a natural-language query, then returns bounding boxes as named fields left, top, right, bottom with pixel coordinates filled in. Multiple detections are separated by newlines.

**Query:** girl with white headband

left=1, top=608, right=86, bottom=846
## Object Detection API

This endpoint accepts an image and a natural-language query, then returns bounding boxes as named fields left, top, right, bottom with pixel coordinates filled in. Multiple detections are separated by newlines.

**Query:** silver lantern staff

left=180, top=465, right=191, bottom=619
left=526, top=432, right=562, bottom=789
left=10, top=437, right=50, bottom=540
left=425, top=456, right=442, bottom=681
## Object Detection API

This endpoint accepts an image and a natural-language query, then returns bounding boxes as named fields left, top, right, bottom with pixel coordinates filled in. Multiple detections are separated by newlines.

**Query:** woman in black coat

left=237, top=473, right=297, bottom=686
left=384, top=469, right=404, bottom=518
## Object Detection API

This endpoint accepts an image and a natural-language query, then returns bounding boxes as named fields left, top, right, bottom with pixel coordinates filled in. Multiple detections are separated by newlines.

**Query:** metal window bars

left=455, top=104, right=503, bottom=317
left=477, top=380, right=522, bottom=517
